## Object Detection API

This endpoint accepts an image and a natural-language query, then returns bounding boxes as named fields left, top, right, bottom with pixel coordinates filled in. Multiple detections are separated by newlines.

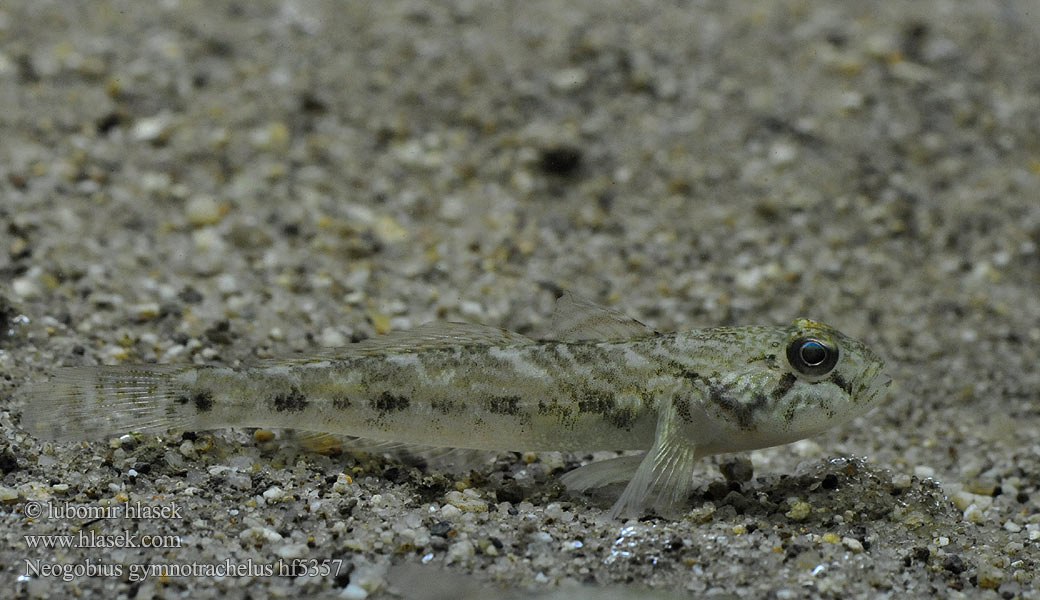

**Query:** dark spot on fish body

left=829, top=372, right=853, bottom=396
left=431, top=397, right=460, bottom=414
left=484, top=395, right=521, bottom=416
left=708, top=385, right=763, bottom=431
left=771, top=372, right=797, bottom=400
left=747, top=353, right=778, bottom=369
left=192, top=391, right=214, bottom=412
left=273, top=387, right=308, bottom=413
left=674, top=396, right=694, bottom=424
left=537, top=398, right=575, bottom=429
left=575, top=389, right=614, bottom=415
left=331, top=395, right=352, bottom=410
left=606, top=406, right=637, bottom=431
left=371, top=391, right=410, bottom=414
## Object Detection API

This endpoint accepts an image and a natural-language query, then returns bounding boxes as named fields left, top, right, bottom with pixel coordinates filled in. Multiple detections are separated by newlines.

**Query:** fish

left=20, top=294, right=890, bottom=519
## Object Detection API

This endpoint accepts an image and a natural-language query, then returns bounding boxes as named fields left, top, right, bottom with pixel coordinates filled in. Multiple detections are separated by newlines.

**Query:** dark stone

left=539, top=146, right=582, bottom=176
left=943, top=555, right=966, bottom=574
left=0, top=449, right=19, bottom=474
left=429, top=520, right=452, bottom=537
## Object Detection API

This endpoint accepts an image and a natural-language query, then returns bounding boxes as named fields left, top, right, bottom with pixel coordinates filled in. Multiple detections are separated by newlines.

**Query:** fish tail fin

left=20, top=365, right=203, bottom=442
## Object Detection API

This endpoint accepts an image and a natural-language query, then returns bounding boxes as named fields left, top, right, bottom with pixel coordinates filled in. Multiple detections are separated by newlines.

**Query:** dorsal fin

left=547, top=293, right=656, bottom=341
left=349, top=321, right=532, bottom=354
left=261, top=321, right=533, bottom=364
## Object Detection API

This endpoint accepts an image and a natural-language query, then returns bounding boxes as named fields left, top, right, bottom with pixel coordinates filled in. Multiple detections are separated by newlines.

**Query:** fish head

left=768, top=318, right=891, bottom=440
left=693, top=319, right=890, bottom=453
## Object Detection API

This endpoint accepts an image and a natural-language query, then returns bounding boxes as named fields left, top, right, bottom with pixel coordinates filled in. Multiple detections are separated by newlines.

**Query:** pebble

left=340, top=584, right=368, bottom=599
left=0, top=486, right=20, bottom=502
left=976, top=565, right=1004, bottom=589
left=444, top=489, right=488, bottom=512
left=263, top=486, right=285, bottom=503
left=842, top=537, right=864, bottom=553
left=239, top=526, right=283, bottom=544
left=275, top=543, right=309, bottom=560
left=962, top=503, right=986, bottom=524
left=11, top=277, right=40, bottom=298
left=785, top=499, right=812, bottom=521
left=446, top=539, right=475, bottom=565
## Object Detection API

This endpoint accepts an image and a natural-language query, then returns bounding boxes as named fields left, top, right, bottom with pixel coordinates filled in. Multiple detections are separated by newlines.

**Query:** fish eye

left=787, top=337, right=839, bottom=377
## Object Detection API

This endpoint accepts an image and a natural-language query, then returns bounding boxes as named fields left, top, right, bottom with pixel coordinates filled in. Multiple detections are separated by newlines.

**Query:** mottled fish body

left=21, top=294, right=890, bottom=518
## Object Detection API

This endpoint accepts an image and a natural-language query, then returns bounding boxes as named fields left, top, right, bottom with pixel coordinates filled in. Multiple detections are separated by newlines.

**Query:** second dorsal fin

left=547, top=293, right=656, bottom=342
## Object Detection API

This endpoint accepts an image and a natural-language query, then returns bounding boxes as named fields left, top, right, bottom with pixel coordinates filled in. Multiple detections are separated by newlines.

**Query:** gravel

left=2, top=1, right=1039, bottom=598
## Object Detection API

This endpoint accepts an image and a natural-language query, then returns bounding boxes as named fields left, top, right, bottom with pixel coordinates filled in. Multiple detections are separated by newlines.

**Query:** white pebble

left=963, top=503, right=985, bottom=524
left=340, top=583, right=368, bottom=599
left=275, top=543, right=309, bottom=559
left=841, top=537, right=863, bottom=553
left=12, top=277, right=40, bottom=298
left=446, top=540, right=475, bottom=565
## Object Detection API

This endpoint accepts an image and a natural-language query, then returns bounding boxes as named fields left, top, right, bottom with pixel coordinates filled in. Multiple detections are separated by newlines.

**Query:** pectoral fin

left=608, top=395, right=702, bottom=520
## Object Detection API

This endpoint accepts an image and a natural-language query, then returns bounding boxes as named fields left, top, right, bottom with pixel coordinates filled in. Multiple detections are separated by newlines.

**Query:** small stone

left=942, top=555, right=966, bottom=574
left=130, top=302, right=160, bottom=322
left=250, top=121, right=290, bottom=151
left=891, top=473, right=913, bottom=489
left=186, top=195, right=224, bottom=226
left=719, top=455, right=754, bottom=482
left=341, top=584, right=368, bottom=600
left=444, top=489, right=487, bottom=512
left=1004, top=520, right=1022, bottom=533
left=446, top=539, right=475, bottom=565
left=239, top=526, right=282, bottom=544
left=786, top=499, right=812, bottom=521
left=966, top=479, right=998, bottom=496
left=821, top=532, right=841, bottom=544
left=550, top=67, right=588, bottom=93
left=976, top=565, right=1004, bottom=589
left=768, top=142, right=798, bottom=166
left=12, top=277, right=40, bottom=298
left=131, top=114, right=170, bottom=142
left=226, top=472, right=252, bottom=490
left=253, top=429, right=276, bottom=443
left=320, top=327, right=348, bottom=347
left=0, top=486, right=20, bottom=502
left=179, top=440, right=196, bottom=458
left=963, top=503, right=985, bottom=524
left=275, top=543, right=308, bottom=560
left=332, top=474, right=353, bottom=494
left=263, top=486, right=285, bottom=503
left=842, top=537, right=864, bottom=553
